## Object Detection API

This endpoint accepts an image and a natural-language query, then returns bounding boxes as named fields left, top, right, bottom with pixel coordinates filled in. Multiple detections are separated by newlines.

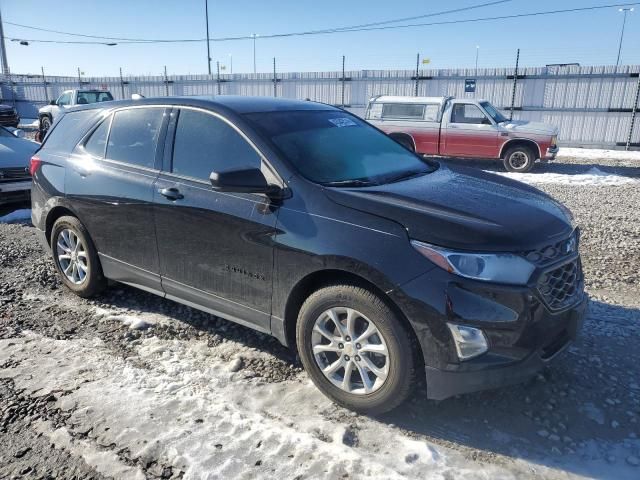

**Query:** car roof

left=68, top=95, right=340, bottom=115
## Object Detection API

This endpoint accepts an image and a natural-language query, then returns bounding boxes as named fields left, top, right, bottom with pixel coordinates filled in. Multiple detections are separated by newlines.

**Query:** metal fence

left=2, top=63, right=640, bottom=149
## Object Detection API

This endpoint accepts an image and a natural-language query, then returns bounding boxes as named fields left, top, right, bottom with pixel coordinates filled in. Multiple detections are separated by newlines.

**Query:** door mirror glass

left=210, top=167, right=278, bottom=195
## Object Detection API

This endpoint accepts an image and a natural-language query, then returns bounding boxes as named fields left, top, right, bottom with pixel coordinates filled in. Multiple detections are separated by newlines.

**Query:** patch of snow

left=18, top=118, right=39, bottom=128
left=558, top=148, right=640, bottom=162
left=495, top=167, right=638, bottom=186
left=0, top=208, right=31, bottom=223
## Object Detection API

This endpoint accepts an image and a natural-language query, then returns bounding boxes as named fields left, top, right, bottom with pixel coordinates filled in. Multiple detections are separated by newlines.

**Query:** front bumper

left=543, top=144, right=559, bottom=161
left=392, top=261, right=587, bottom=400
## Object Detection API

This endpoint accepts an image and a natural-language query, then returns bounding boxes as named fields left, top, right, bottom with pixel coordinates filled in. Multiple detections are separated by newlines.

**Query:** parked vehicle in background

left=0, top=104, right=20, bottom=128
left=31, top=96, right=585, bottom=414
left=38, top=89, right=114, bottom=132
left=0, top=126, right=38, bottom=206
left=366, top=95, right=559, bottom=172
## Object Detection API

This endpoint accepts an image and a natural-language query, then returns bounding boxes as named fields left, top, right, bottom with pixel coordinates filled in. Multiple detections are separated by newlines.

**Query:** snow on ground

left=495, top=167, right=639, bottom=186
left=558, top=148, right=640, bottom=162
left=17, top=118, right=38, bottom=129
left=0, top=332, right=513, bottom=480
left=0, top=208, right=31, bottom=223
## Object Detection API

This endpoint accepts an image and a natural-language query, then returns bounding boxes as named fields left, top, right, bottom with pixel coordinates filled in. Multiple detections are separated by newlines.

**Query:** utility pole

left=252, top=34, right=258, bottom=74
left=205, top=0, right=212, bottom=75
left=341, top=55, right=346, bottom=107
left=229, top=54, right=233, bottom=75
left=414, top=53, right=420, bottom=97
left=616, top=7, right=634, bottom=68
left=475, top=45, right=480, bottom=75
left=509, top=48, right=520, bottom=120
left=0, top=5, right=9, bottom=76
left=77, top=67, right=82, bottom=88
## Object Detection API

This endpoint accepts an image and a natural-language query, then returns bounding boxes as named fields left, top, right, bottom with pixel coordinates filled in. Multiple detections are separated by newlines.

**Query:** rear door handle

left=159, top=187, right=184, bottom=201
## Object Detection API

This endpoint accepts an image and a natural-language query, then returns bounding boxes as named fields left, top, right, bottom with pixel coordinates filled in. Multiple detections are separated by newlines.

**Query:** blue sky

left=3, top=0, right=640, bottom=76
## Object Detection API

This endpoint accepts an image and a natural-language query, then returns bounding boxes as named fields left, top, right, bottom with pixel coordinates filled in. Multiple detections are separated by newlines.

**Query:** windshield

left=77, top=91, right=113, bottom=104
left=480, top=101, right=508, bottom=123
left=243, top=110, right=436, bottom=186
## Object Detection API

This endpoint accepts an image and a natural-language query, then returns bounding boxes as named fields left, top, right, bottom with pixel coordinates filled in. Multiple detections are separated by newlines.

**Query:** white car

left=0, top=127, right=38, bottom=206
left=38, top=89, right=114, bottom=131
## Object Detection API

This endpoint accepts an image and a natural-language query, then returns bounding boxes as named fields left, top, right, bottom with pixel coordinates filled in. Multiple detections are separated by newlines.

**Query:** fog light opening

left=447, top=323, right=488, bottom=361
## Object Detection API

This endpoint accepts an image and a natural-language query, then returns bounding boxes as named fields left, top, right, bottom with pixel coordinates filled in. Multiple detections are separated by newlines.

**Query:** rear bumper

left=0, top=181, right=31, bottom=205
left=424, top=296, right=587, bottom=400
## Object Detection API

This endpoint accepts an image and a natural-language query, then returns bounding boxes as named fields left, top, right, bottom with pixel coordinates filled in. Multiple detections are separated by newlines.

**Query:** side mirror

left=49, top=100, right=56, bottom=106
left=12, top=129, right=25, bottom=139
left=210, top=167, right=280, bottom=195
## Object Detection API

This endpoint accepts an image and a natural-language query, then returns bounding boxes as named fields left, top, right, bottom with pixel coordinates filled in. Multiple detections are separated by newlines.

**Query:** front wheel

left=503, top=145, right=536, bottom=173
left=296, top=285, right=416, bottom=415
left=39, top=115, right=52, bottom=132
left=51, top=216, right=106, bottom=298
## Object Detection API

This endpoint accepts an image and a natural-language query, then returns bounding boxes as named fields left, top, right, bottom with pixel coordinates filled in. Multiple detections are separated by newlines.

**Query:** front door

left=153, top=108, right=278, bottom=332
left=441, top=103, right=499, bottom=158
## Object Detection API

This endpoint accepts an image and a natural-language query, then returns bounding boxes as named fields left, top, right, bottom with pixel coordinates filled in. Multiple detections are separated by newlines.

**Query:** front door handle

left=159, top=187, right=184, bottom=201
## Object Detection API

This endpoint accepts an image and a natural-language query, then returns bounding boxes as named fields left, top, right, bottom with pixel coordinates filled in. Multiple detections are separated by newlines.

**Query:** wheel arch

left=45, top=205, right=80, bottom=246
left=281, top=268, right=425, bottom=368
left=500, top=138, right=541, bottom=160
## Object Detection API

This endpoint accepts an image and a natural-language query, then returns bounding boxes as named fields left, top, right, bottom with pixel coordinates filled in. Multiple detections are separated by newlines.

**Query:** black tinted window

left=84, top=118, right=110, bottom=158
left=172, top=109, right=261, bottom=180
left=381, top=103, right=425, bottom=119
left=106, top=108, right=164, bottom=168
left=43, top=110, right=98, bottom=153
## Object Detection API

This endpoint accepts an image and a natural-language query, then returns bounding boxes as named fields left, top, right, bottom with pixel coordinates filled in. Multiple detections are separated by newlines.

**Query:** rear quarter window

left=42, top=110, right=102, bottom=154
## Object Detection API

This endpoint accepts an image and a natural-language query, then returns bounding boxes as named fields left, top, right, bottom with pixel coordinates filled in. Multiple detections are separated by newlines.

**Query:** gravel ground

left=0, top=153, right=639, bottom=479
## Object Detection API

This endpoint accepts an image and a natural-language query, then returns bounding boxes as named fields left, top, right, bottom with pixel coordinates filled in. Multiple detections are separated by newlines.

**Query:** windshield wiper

left=322, top=179, right=378, bottom=187
left=381, top=168, right=430, bottom=184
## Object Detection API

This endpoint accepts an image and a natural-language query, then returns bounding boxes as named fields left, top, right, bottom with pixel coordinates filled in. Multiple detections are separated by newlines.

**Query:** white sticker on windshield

left=328, top=117, right=357, bottom=128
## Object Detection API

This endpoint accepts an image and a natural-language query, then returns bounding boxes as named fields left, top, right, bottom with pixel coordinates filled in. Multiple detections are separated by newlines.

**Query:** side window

left=381, top=103, right=425, bottom=120
left=41, top=110, right=97, bottom=153
left=451, top=104, right=489, bottom=124
left=83, top=117, right=111, bottom=158
left=424, top=104, right=440, bottom=122
left=106, top=108, right=165, bottom=169
left=171, top=109, right=261, bottom=181
left=57, top=92, right=71, bottom=106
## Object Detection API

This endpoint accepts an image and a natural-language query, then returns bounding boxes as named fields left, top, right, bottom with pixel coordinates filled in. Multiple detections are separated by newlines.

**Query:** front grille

left=523, top=230, right=579, bottom=266
left=0, top=167, right=30, bottom=183
left=537, top=260, right=583, bottom=311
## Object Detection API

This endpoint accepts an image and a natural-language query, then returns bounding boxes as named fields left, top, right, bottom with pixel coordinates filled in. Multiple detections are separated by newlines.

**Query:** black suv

left=30, top=96, right=586, bottom=414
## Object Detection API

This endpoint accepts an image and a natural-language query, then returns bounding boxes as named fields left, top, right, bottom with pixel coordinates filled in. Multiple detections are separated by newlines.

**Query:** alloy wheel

left=56, top=228, right=88, bottom=285
left=311, top=307, right=389, bottom=395
left=508, top=151, right=529, bottom=170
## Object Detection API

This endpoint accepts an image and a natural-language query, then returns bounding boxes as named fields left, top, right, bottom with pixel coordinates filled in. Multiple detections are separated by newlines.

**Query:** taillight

left=29, top=155, right=42, bottom=176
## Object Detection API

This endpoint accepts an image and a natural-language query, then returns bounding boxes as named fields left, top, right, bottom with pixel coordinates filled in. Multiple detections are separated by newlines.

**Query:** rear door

left=441, top=102, right=499, bottom=158
left=153, top=107, right=278, bottom=332
left=66, top=106, right=169, bottom=293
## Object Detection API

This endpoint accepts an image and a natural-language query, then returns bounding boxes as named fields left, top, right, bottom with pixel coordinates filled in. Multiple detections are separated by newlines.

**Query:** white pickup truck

left=38, top=89, right=114, bottom=132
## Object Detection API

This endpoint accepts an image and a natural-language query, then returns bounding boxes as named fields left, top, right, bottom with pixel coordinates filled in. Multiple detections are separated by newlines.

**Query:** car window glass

left=57, top=93, right=71, bottom=106
left=381, top=103, right=425, bottom=119
left=77, top=91, right=114, bottom=105
left=171, top=109, right=261, bottom=181
left=106, top=108, right=164, bottom=168
left=424, top=104, right=440, bottom=122
left=42, top=110, right=98, bottom=153
left=451, top=104, right=488, bottom=124
left=84, top=118, right=111, bottom=158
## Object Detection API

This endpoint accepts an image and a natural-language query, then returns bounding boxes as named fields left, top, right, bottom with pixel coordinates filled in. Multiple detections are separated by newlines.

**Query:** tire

left=39, top=115, right=52, bottom=132
left=51, top=216, right=106, bottom=298
left=503, top=145, right=536, bottom=173
left=296, top=284, right=416, bottom=415
left=392, top=135, right=415, bottom=152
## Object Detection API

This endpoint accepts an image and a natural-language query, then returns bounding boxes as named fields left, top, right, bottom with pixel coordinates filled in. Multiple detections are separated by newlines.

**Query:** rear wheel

left=503, top=145, right=536, bottom=173
left=296, top=284, right=415, bottom=415
left=51, top=216, right=106, bottom=298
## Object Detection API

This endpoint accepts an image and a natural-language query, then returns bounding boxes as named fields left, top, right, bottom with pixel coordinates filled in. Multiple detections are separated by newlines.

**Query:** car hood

left=323, top=164, right=573, bottom=252
left=500, top=120, right=558, bottom=136
left=0, top=137, right=39, bottom=169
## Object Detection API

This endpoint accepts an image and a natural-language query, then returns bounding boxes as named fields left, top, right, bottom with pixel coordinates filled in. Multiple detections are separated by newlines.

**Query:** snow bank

left=558, top=148, right=640, bottom=162
left=0, top=208, right=31, bottom=223
left=495, top=167, right=638, bottom=186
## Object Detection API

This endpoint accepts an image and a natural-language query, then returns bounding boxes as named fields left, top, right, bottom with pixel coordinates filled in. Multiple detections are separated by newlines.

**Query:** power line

left=4, top=0, right=513, bottom=43
left=7, top=2, right=640, bottom=45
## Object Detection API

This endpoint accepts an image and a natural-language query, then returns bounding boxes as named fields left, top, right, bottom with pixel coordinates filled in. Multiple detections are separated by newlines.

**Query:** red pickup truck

left=365, top=95, right=559, bottom=172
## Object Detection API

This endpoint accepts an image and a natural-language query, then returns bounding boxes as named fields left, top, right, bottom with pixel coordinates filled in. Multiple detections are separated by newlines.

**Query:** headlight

left=411, top=240, right=535, bottom=285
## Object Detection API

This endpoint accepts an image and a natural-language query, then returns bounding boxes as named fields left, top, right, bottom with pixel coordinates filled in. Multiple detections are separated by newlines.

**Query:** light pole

left=205, top=0, right=212, bottom=75
left=616, top=7, right=634, bottom=68
left=475, top=45, right=480, bottom=75
left=252, top=34, right=258, bottom=74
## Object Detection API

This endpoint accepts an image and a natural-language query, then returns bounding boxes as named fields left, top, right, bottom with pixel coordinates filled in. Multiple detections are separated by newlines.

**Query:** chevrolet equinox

left=30, top=96, right=587, bottom=414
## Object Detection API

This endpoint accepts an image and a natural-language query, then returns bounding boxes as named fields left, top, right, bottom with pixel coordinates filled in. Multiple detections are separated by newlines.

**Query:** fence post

left=273, top=57, right=277, bottom=97
left=341, top=55, right=346, bottom=107
left=164, top=66, right=169, bottom=96
left=627, top=73, right=640, bottom=151
left=216, top=61, right=221, bottom=95
left=119, top=67, right=126, bottom=100
left=509, top=48, right=520, bottom=120
left=41, top=66, right=48, bottom=104
left=414, top=53, right=420, bottom=96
